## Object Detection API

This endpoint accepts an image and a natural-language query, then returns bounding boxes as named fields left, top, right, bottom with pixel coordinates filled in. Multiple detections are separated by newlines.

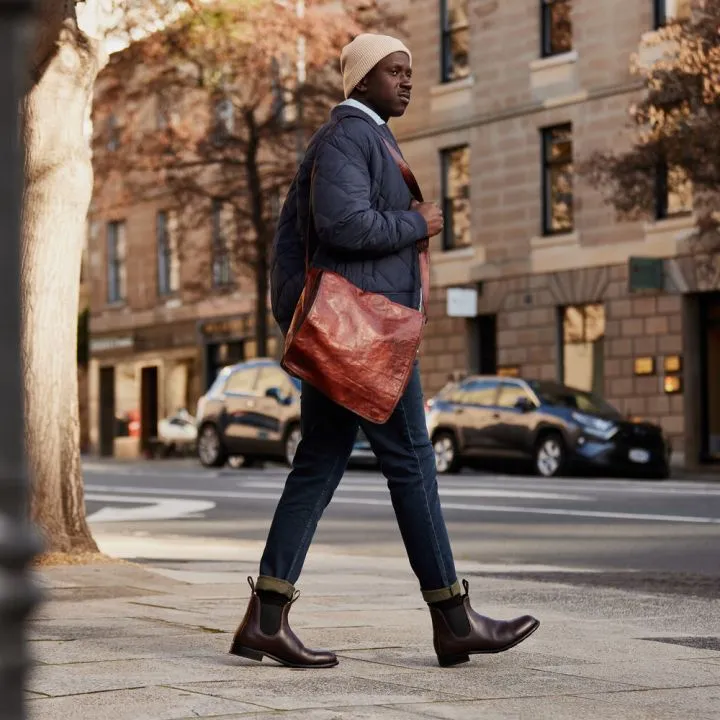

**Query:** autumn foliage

left=93, top=0, right=403, bottom=355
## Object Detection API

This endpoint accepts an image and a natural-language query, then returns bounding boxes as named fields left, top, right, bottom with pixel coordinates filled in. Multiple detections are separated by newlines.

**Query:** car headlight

left=571, top=412, right=618, bottom=441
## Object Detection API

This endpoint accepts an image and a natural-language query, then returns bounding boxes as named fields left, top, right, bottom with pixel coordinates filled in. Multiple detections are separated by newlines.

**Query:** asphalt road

left=83, top=459, right=720, bottom=597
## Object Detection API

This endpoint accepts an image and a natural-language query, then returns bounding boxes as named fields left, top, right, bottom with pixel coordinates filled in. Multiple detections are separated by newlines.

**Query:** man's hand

left=412, top=200, right=444, bottom=238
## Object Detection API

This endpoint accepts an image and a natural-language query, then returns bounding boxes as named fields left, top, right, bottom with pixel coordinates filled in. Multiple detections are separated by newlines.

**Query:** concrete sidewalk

left=28, top=544, right=720, bottom=720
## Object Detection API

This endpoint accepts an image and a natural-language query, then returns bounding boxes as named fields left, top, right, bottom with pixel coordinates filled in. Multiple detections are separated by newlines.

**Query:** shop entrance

left=700, top=293, right=720, bottom=462
left=140, top=366, right=159, bottom=454
left=98, top=366, right=115, bottom=457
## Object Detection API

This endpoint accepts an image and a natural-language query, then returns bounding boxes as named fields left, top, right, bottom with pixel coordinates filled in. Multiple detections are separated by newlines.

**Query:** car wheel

left=433, top=431, right=461, bottom=474
left=198, top=424, right=228, bottom=468
left=534, top=432, right=565, bottom=478
left=284, top=424, right=301, bottom=467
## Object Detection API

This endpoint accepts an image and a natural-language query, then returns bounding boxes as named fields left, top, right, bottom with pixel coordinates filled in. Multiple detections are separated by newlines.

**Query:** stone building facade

left=395, top=0, right=718, bottom=469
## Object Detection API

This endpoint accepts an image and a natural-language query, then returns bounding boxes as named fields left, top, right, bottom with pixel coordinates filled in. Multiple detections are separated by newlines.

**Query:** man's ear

left=355, top=75, right=369, bottom=94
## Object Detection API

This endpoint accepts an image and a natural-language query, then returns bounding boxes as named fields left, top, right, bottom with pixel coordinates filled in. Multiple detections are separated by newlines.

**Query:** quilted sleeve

left=311, top=132, right=428, bottom=259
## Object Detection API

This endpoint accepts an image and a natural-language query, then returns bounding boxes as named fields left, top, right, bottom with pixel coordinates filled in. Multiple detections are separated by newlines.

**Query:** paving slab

left=578, top=685, right=720, bottom=720
left=533, top=659, right=720, bottom=689
left=30, top=632, right=228, bottom=665
left=334, top=656, right=640, bottom=699
left=402, top=696, right=685, bottom=720
left=170, top=672, right=462, bottom=711
left=26, top=686, right=264, bottom=720
left=29, top=656, right=266, bottom=697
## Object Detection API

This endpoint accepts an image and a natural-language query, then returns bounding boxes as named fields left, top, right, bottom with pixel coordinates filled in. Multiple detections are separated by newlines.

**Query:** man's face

left=357, top=51, right=412, bottom=119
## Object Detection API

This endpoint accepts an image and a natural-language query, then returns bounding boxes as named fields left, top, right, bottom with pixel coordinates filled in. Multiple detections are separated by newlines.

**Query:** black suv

left=196, top=359, right=375, bottom=468
left=425, top=376, right=671, bottom=478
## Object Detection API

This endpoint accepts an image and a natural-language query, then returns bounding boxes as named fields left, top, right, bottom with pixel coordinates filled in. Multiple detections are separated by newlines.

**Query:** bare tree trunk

left=22, top=0, right=100, bottom=554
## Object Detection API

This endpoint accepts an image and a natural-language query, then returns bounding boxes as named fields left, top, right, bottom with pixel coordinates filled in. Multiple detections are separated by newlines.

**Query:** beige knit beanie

left=340, top=33, right=412, bottom=99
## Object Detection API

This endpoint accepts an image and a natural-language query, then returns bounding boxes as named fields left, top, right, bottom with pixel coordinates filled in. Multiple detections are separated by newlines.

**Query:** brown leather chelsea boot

left=429, top=580, right=540, bottom=667
left=229, top=577, right=338, bottom=669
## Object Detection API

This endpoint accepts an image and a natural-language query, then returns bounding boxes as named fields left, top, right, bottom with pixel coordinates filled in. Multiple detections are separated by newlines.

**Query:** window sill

left=431, top=75, right=475, bottom=97
left=105, top=300, right=127, bottom=310
left=530, top=231, right=579, bottom=249
left=530, top=50, right=578, bottom=73
left=436, top=246, right=475, bottom=262
left=644, top=214, right=695, bottom=237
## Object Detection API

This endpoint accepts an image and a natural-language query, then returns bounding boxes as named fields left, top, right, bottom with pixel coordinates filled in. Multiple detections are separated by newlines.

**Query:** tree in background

left=583, top=0, right=720, bottom=286
left=91, top=0, right=402, bottom=357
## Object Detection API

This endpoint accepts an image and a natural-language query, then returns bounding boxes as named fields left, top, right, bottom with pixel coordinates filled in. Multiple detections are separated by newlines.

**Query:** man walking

left=230, top=33, right=539, bottom=669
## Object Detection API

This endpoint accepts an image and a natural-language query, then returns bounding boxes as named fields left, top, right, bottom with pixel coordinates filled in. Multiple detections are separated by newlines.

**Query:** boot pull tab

left=290, top=589, right=301, bottom=605
left=462, top=579, right=470, bottom=597
left=247, top=576, right=256, bottom=593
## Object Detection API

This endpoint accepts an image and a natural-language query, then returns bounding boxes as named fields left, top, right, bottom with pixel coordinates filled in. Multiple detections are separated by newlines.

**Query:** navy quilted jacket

left=270, top=104, right=428, bottom=335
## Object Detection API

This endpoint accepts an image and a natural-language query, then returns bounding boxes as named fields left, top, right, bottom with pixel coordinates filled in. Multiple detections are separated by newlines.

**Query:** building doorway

left=700, top=293, right=720, bottom=462
left=471, top=314, right=497, bottom=374
left=98, top=366, right=115, bottom=457
left=205, top=339, right=245, bottom=389
left=140, top=366, right=159, bottom=455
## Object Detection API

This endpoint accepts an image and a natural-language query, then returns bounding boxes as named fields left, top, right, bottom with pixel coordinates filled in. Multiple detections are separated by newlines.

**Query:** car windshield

left=528, top=381, right=621, bottom=418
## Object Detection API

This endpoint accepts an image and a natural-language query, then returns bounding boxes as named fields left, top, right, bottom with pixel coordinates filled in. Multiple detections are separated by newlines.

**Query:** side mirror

left=265, top=387, right=284, bottom=404
left=515, top=397, right=535, bottom=413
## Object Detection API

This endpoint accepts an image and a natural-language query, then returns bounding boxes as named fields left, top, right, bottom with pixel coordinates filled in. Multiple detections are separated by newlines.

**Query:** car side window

left=451, top=380, right=498, bottom=406
left=224, top=368, right=258, bottom=395
left=256, top=367, right=293, bottom=397
left=496, top=382, right=533, bottom=409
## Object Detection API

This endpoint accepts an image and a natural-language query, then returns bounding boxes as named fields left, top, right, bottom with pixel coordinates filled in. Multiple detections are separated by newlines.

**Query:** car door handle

left=246, top=399, right=256, bottom=409
left=454, top=408, right=464, bottom=414
left=492, top=412, right=501, bottom=419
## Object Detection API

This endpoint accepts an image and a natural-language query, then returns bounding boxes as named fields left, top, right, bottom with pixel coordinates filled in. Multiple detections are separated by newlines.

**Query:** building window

left=441, top=0, right=470, bottom=83
left=211, top=96, right=235, bottom=144
left=441, top=145, right=471, bottom=251
left=656, top=163, right=693, bottom=220
left=560, top=304, right=605, bottom=396
left=106, top=220, right=126, bottom=304
left=157, top=210, right=180, bottom=296
left=542, top=124, right=574, bottom=236
left=654, top=0, right=692, bottom=28
left=541, top=0, right=572, bottom=58
left=107, top=113, right=120, bottom=151
left=211, top=199, right=232, bottom=287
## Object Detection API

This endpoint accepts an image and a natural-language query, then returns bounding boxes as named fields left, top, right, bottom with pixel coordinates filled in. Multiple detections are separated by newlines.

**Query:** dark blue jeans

left=258, top=363, right=460, bottom=603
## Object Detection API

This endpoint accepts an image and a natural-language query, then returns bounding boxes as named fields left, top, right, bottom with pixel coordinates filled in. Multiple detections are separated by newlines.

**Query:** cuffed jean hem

left=422, top=580, right=463, bottom=604
left=256, top=575, right=295, bottom=599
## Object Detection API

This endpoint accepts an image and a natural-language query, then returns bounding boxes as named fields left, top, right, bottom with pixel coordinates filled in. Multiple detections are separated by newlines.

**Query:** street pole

left=0, top=2, right=43, bottom=720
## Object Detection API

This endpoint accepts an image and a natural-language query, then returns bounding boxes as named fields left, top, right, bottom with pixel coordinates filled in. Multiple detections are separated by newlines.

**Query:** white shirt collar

left=339, top=98, right=385, bottom=125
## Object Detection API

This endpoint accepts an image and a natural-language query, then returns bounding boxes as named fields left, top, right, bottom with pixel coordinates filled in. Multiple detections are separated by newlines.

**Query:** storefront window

left=561, top=304, right=606, bottom=395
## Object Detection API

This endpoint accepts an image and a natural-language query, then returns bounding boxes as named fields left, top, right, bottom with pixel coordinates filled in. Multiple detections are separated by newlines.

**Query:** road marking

left=84, top=484, right=720, bottom=525
left=236, top=480, right=590, bottom=501
left=85, top=493, right=215, bottom=523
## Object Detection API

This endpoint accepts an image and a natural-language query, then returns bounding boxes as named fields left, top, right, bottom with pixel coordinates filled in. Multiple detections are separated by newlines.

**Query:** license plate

left=629, top=448, right=650, bottom=464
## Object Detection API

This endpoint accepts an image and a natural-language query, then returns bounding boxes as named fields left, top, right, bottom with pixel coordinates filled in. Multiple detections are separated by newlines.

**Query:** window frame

left=156, top=210, right=179, bottom=296
left=655, top=161, right=693, bottom=221
left=540, top=0, right=572, bottom=58
left=653, top=0, right=667, bottom=28
left=440, top=144, right=471, bottom=251
left=558, top=303, right=606, bottom=396
left=541, top=123, right=574, bottom=237
left=211, top=198, right=232, bottom=288
left=106, top=220, right=126, bottom=304
left=440, top=0, right=470, bottom=84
